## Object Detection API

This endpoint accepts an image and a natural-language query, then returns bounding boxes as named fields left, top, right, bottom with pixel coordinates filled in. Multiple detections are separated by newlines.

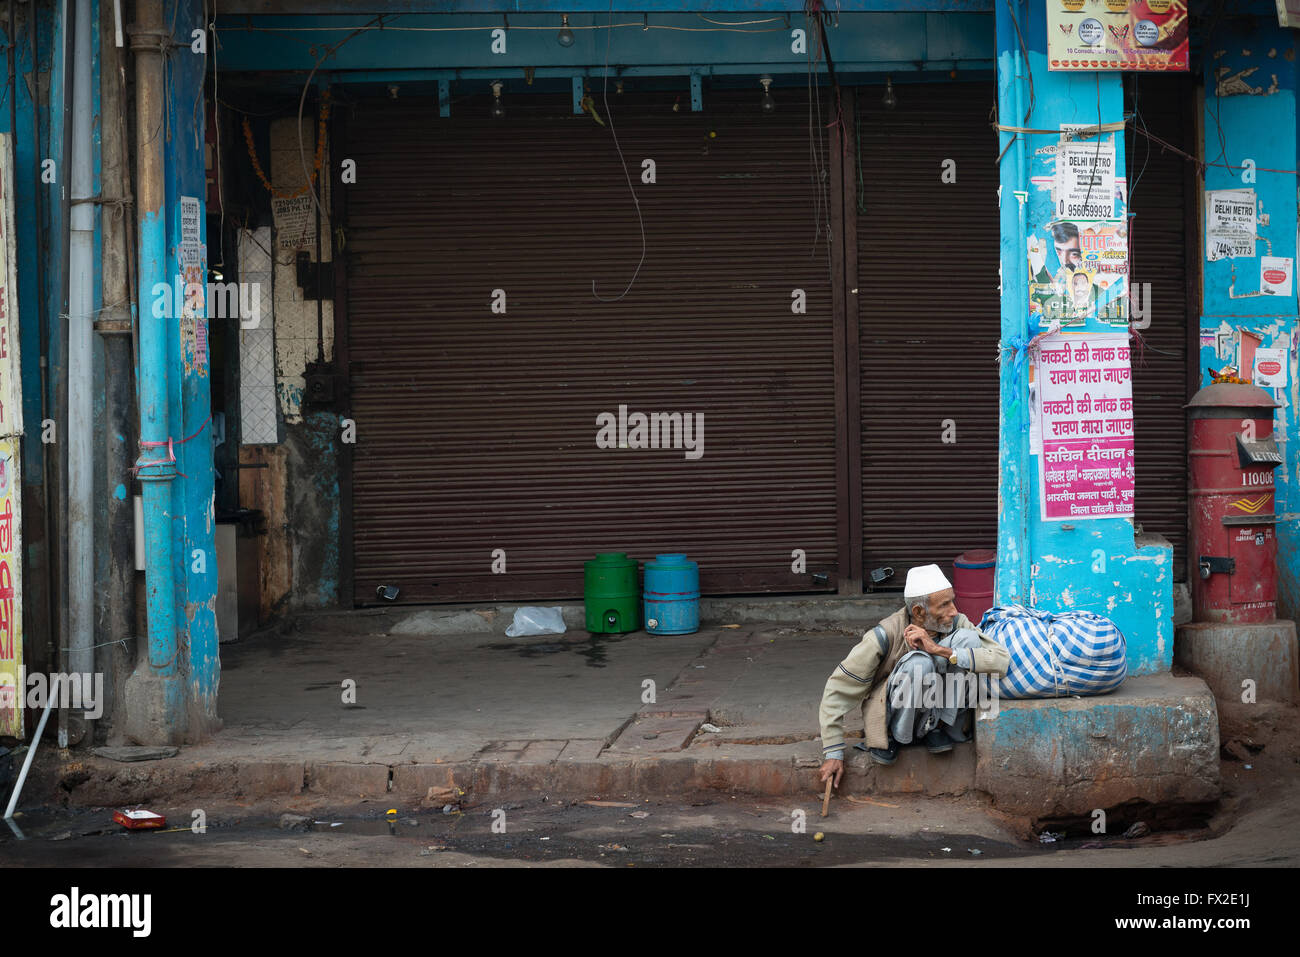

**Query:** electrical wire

left=1126, top=76, right=1150, bottom=207
left=694, top=14, right=785, bottom=27
left=1202, top=0, right=1228, bottom=169
left=805, top=2, right=832, bottom=265
left=1078, top=72, right=1102, bottom=219
left=591, top=0, right=646, bottom=303
left=295, top=15, right=387, bottom=224
left=211, top=0, right=225, bottom=269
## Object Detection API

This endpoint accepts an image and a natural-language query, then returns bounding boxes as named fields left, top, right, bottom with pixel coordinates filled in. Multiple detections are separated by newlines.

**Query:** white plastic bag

left=505, top=606, right=567, bottom=637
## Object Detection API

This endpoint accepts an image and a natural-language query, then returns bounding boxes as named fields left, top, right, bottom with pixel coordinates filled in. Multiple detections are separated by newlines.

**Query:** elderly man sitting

left=817, top=564, right=1010, bottom=787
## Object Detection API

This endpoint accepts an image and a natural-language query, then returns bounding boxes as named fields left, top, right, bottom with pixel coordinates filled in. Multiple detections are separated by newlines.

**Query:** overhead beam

left=212, top=11, right=992, bottom=72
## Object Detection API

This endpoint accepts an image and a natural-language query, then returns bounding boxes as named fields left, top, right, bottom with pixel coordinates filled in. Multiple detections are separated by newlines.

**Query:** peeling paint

left=1215, top=65, right=1275, bottom=97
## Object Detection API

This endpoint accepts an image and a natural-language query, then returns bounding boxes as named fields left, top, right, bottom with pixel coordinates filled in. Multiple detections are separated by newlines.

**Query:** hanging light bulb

left=490, top=80, right=505, bottom=119
left=557, top=13, right=575, bottom=47
left=759, top=76, right=775, bottom=114
left=882, top=76, right=897, bottom=110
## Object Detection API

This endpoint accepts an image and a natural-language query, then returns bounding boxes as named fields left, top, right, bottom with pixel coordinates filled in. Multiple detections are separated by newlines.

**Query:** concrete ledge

left=287, top=594, right=903, bottom=638
left=843, top=740, right=977, bottom=797
left=974, top=673, right=1220, bottom=817
left=1176, top=620, right=1299, bottom=705
left=306, top=763, right=389, bottom=799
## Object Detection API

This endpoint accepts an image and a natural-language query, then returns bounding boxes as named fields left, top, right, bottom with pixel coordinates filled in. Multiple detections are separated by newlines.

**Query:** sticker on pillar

left=1253, top=348, right=1288, bottom=388
left=1205, top=189, right=1256, bottom=261
left=178, top=242, right=207, bottom=373
left=272, top=195, right=317, bottom=251
left=1047, top=0, right=1188, bottom=71
left=1055, top=134, right=1115, bottom=220
left=0, top=436, right=22, bottom=738
left=0, top=134, right=22, bottom=438
left=1036, top=333, right=1135, bottom=521
left=1028, top=363, right=1043, bottom=456
left=1029, top=220, right=1128, bottom=327
left=180, top=196, right=201, bottom=246
left=1260, top=257, right=1293, bottom=298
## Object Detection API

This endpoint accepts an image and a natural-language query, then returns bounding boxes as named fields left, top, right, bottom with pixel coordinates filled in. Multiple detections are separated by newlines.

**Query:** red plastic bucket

left=952, top=549, right=995, bottom=625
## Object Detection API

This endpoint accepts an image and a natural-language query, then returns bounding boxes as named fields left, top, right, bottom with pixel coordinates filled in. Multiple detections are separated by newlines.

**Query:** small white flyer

left=180, top=196, right=202, bottom=245
left=1260, top=256, right=1294, bottom=297
left=1253, top=347, right=1288, bottom=388
left=1055, top=133, right=1116, bottom=220
left=1205, top=189, right=1256, bottom=261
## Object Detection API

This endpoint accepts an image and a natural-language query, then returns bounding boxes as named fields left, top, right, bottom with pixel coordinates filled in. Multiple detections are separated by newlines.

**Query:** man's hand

left=819, top=758, right=844, bottom=788
left=904, top=624, right=928, bottom=649
left=919, top=634, right=950, bottom=657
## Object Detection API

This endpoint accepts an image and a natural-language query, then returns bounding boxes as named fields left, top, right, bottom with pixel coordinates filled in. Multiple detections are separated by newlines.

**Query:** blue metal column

left=165, top=0, right=219, bottom=734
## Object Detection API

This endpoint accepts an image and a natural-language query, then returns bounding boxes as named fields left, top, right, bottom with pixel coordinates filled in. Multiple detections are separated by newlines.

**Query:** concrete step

left=975, top=673, right=1220, bottom=816
left=1176, top=619, right=1299, bottom=706
left=284, top=594, right=906, bottom=638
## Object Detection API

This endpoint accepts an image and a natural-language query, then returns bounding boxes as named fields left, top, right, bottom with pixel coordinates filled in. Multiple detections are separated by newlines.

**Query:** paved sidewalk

left=23, top=613, right=1220, bottom=821
left=30, top=619, right=869, bottom=806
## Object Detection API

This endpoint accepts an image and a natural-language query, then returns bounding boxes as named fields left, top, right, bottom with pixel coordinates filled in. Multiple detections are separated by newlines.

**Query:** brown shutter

left=855, top=81, right=1002, bottom=586
left=1125, top=73, right=1192, bottom=579
left=343, top=90, right=841, bottom=604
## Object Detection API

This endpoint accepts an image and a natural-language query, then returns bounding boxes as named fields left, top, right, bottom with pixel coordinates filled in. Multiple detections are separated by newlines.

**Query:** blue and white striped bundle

left=977, top=605, right=1127, bottom=699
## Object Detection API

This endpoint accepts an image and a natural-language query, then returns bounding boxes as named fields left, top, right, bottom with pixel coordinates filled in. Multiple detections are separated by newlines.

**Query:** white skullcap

left=904, top=563, right=952, bottom=596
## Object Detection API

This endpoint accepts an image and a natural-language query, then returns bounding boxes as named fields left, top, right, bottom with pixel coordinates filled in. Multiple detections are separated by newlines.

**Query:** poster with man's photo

left=1028, top=219, right=1129, bottom=327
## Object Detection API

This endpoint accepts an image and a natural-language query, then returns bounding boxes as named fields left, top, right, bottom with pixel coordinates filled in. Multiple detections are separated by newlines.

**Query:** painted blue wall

left=1196, top=19, right=1300, bottom=622
left=996, top=0, right=1172, bottom=674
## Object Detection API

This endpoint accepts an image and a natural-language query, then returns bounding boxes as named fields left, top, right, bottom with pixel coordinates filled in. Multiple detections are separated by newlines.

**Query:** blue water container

left=643, top=553, right=700, bottom=635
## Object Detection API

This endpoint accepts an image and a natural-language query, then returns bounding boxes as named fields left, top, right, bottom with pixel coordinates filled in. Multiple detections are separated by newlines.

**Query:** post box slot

left=1221, top=514, right=1279, bottom=526
left=1235, top=435, right=1283, bottom=468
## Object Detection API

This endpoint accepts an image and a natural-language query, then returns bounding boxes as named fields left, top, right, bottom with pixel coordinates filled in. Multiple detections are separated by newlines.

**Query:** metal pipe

left=3, top=691, right=56, bottom=820
left=67, top=0, right=94, bottom=713
left=1010, top=12, right=1030, bottom=604
left=6, top=0, right=15, bottom=177
left=131, top=2, right=179, bottom=689
left=32, top=0, right=58, bottom=689
left=53, top=0, right=75, bottom=749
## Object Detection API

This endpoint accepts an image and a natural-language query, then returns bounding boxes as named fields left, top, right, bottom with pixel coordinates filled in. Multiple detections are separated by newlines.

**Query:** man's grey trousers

left=885, top=630, right=985, bottom=745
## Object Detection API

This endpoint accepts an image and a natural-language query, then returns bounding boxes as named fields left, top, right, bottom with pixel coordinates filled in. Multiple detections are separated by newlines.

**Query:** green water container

left=584, top=552, right=639, bottom=633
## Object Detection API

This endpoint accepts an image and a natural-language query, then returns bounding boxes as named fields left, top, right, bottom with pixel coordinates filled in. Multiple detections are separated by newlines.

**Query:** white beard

left=924, top=612, right=954, bottom=636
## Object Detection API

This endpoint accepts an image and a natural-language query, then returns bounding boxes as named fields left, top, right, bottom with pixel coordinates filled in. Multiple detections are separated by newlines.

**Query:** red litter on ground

left=113, top=809, right=167, bottom=830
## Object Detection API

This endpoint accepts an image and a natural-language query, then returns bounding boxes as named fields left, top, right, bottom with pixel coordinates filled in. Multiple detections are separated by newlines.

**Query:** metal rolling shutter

left=855, top=81, right=1002, bottom=586
left=344, top=90, right=839, bottom=604
left=1125, top=74, right=1191, bottom=579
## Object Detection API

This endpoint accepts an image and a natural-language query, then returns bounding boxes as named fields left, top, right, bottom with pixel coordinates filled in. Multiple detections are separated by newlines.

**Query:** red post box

left=1186, top=383, right=1282, bottom=624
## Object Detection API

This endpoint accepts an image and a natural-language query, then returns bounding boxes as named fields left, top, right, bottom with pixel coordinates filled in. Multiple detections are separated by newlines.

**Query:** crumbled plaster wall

left=269, top=116, right=334, bottom=423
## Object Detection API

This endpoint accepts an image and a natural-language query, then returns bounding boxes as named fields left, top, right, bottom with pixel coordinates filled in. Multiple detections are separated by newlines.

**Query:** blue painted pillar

left=163, top=0, right=219, bottom=736
left=995, top=0, right=1031, bottom=607
left=1195, top=20, right=1298, bottom=621
left=995, top=0, right=1172, bottom=673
